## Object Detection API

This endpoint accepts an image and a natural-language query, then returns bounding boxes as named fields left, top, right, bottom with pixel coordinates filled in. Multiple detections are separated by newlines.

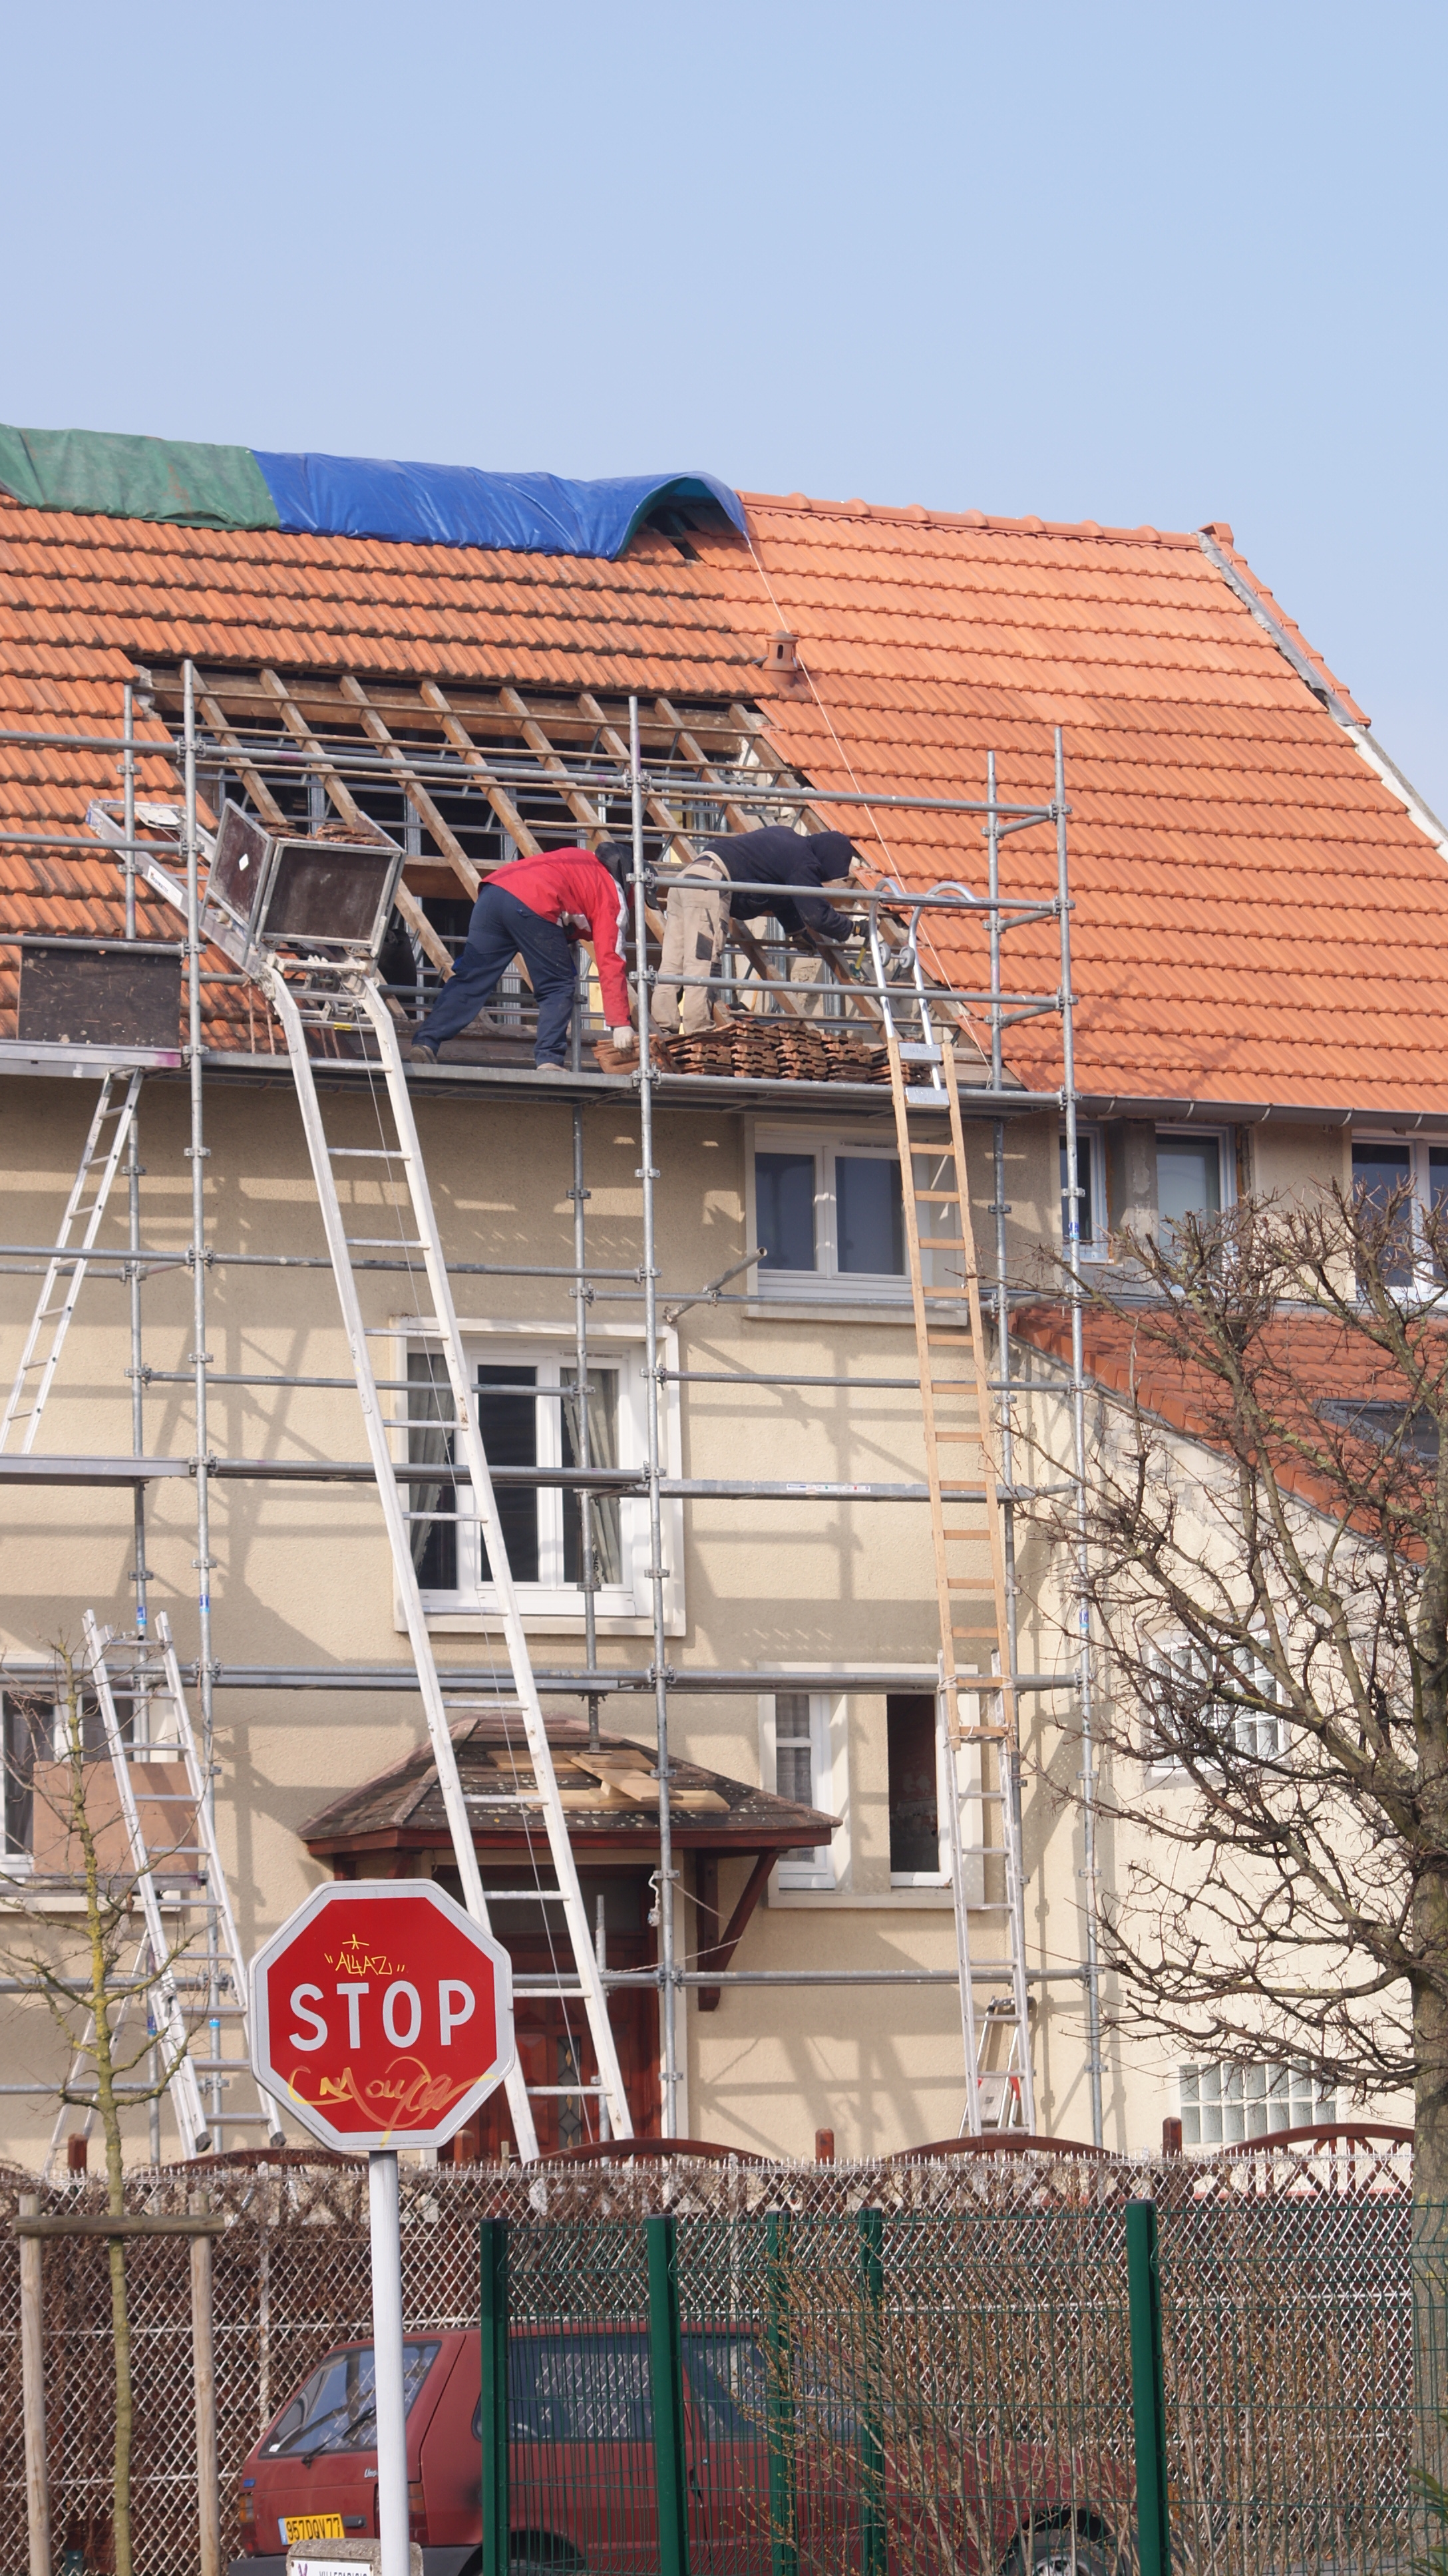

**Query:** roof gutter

left=1196, top=530, right=1448, bottom=866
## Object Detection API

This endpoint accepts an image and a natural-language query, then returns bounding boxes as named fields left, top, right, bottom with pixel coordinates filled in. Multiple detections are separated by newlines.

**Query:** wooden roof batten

left=128, top=653, right=1001, bottom=1083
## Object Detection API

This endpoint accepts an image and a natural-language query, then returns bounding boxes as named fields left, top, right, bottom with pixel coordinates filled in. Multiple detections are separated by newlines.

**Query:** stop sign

left=249, top=1879, right=514, bottom=2152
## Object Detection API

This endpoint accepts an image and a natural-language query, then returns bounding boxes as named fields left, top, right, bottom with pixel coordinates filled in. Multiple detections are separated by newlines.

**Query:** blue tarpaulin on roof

left=252, top=452, right=746, bottom=558
left=0, top=420, right=746, bottom=560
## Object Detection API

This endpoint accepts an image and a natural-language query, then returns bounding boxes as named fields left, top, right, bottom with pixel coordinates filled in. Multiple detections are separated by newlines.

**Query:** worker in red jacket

left=410, top=842, right=637, bottom=1072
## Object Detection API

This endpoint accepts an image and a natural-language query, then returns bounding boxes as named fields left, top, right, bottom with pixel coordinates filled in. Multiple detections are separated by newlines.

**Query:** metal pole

left=478, top=2217, right=509, bottom=2576
left=18, top=2195, right=50, bottom=2576
left=126, top=1090, right=148, bottom=1650
left=764, top=2212, right=797, bottom=2576
left=856, top=2209, right=886, bottom=2576
left=645, top=2215, right=690, bottom=2576
left=123, top=675, right=147, bottom=1672
left=369, top=2150, right=410, bottom=2576
left=630, top=696, right=677, bottom=2136
left=1126, top=2200, right=1172, bottom=2576
left=990, top=754, right=1032, bottom=2128
left=190, top=2188, right=221, bottom=2576
left=182, top=661, right=222, bottom=2147
left=570, top=1102, right=601, bottom=1754
left=595, top=1895, right=610, bottom=2141
left=1055, top=726, right=1103, bottom=2148
left=122, top=681, right=136, bottom=943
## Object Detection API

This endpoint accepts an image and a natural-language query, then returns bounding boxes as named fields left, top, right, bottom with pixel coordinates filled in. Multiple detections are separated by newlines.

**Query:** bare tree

left=6, top=1646, right=202, bottom=2576
left=1033, top=1182, right=1448, bottom=2195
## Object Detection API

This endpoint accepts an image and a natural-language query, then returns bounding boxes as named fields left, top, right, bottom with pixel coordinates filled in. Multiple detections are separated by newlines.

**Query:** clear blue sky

left=4, top=1, right=1443, bottom=807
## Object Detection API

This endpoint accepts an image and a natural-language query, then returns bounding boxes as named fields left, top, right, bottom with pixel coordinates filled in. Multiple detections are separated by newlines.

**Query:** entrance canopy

left=298, top=1712, right=837, bottom=1868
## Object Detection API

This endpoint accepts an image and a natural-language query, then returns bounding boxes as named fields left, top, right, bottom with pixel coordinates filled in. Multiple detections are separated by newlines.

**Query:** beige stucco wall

left=0, top=1068, right=1400, bottom=2170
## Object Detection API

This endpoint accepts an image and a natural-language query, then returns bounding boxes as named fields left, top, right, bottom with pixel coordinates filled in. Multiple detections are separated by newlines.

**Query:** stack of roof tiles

left=650, top=1023, right=891, bottom=1084
left=1, top=478, right=1445, bottom=1109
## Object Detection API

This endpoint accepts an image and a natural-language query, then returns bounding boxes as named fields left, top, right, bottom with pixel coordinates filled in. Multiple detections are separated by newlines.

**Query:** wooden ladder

left=884, top=1021, right=1036, bottom=2134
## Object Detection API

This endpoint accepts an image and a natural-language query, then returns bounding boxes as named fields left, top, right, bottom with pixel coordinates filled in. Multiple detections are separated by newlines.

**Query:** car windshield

left=681, top=2333, right=769, bottom=2442
left=262, top=2342, right=442, bottom=2458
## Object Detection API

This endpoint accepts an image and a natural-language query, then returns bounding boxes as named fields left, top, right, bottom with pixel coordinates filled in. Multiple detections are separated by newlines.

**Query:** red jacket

left=494, top=848, right=631, bottom=1026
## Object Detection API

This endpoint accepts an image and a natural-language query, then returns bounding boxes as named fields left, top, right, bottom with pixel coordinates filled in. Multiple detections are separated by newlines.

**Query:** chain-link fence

left=0, top=2136, right=1425, bottom=2576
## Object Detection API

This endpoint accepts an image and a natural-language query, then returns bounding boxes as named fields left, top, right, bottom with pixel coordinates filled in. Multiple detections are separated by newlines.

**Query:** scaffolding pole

left=0, top=691, right=1097, bottom=2154
left=1054, top=727, right=1103, bottom=2148
left=630, top=695, right=678, bottom=2135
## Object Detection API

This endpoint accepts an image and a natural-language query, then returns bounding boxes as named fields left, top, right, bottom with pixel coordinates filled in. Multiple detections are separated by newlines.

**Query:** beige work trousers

left=657, top=857, right=729, bottom=1035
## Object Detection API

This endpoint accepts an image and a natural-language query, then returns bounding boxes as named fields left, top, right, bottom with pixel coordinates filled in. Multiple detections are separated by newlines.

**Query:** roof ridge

left=738, top=490, right=1199, bottom=548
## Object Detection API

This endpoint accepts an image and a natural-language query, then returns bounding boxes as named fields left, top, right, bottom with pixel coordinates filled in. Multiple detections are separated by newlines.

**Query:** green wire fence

left=481, top=2191, right=1446, bottom=2576
left=0, top=2145, right=1434, bottom=2576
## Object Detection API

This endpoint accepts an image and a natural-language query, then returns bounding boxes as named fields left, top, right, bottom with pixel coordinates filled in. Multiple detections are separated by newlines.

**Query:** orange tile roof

left=1014, top=1299, right=1437, bottom=1532
left=1, top=484, right=1444, bottom=1107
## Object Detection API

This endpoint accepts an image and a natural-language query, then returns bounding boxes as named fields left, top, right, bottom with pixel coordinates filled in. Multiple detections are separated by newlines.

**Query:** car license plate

left=281, top=2513, right=346, bottom=2541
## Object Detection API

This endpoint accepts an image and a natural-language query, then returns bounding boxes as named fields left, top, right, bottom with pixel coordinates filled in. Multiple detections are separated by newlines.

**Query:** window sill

left=767, top=1885, right=958, bottom=1911
left=418, top=1609, right=683, bottom=1640
left=745, top=1297, right=918, bottom=1326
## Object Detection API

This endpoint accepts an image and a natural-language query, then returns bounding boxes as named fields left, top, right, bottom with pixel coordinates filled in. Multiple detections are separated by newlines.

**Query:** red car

left=231, top=2326, right=1131, bottom=2576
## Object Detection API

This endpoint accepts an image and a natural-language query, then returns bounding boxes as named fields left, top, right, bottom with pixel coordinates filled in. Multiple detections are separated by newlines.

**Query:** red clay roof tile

left=0, top=485, right=1441, bottom=1101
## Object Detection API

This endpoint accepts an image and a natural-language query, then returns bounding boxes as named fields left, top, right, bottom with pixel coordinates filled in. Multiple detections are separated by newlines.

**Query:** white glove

left=610, top=1024, right=637, bottom=1054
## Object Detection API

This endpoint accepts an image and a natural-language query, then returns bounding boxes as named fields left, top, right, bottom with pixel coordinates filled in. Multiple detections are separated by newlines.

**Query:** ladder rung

left=933, top=1431, right=983, bottom=1444
left=926, top=1331, right=973, bottom=1344
left=905, top=1086, right=952, bottom=1106
left=347, top=1236, right=428, bottom=1249
left=328, top=1146, right=409, bottom=1158
left=922, top=1286, right=972, bottom=1300
left=916, top=1192, right=961, bottom=1203
left=899, top=1044, right=942, bottom=1062
left=918, top=1237, right=965, bottom=1251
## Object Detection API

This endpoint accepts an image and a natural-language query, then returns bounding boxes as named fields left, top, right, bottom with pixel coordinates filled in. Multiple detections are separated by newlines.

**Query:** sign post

left=250, top=1881, right=514, bottom=2576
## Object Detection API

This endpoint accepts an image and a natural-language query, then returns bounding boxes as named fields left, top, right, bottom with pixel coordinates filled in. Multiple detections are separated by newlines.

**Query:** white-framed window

left=401, top=1323, right=679, bottom=1628
left=1059, top=1126, right=1107, bottom=1257
left=1157, top=1127, right=1232, bottom=1243
left=747, top=1124, right=982, bottom=1301
left=759, top=1689, right=847, bottom=1891
left=1143, top=1638, right=1284, bottom=1775
left=749, top=1126, right=907, bottom=1297
left=1, top=1687, right=117, bottom=1873
left=887, top=1690, right=950, bottom=1886
left=1351, top=1136, right=1448, bottom=1290
left=1, top=1690, right=50, bottom=1872
left=1179, top=2061, right=1336, bottom=2146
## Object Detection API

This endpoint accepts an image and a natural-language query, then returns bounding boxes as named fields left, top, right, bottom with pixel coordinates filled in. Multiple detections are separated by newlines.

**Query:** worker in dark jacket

left=656, top=828, right=860, bottom=1036
left=411, top=842, right=635, bottom=1072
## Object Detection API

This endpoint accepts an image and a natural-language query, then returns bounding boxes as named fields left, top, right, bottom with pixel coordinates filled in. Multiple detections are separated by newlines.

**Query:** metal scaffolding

left=0, top=664, right=1103, bottom=2152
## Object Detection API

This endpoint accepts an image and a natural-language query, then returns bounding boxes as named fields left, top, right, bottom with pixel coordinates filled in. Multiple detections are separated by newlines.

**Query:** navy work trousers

left=413, top=883, right=580, bottom=1065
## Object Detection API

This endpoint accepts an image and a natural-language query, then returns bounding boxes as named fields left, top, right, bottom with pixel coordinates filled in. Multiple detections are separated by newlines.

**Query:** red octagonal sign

left=250, top=1880, right=514, bottom=2152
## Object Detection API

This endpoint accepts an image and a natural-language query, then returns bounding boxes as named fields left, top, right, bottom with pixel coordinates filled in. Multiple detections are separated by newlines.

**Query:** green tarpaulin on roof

left=0, top=424, right=279, bottom=530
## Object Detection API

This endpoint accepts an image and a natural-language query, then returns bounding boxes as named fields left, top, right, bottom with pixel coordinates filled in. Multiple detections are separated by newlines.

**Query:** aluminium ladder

left=79, top=1609, right=282, bottom=2154
left=872, top=916, right=1035, bottom=2134
left=254, top=959, right=632, bottom=2162
left=72, top=1607, right=230, bottom=2153
left=1, top=1072, right=142, bottom=1454
left=49, top=1613, right=281, bottom=2164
